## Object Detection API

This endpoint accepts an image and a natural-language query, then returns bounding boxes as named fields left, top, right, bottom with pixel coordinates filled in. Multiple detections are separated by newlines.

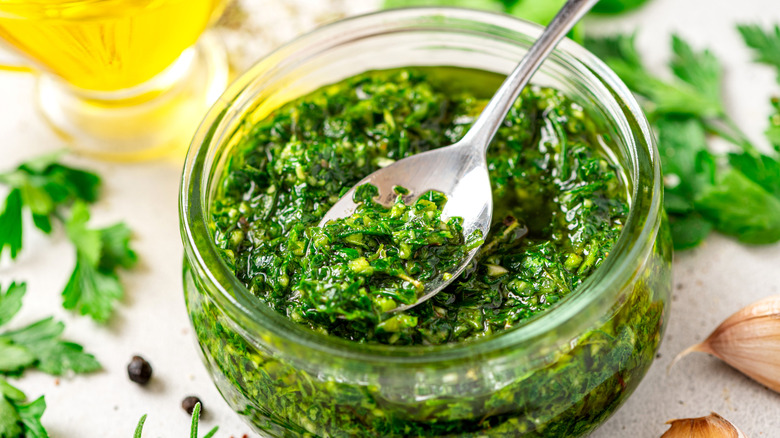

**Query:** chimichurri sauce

left=211, top=67, right=628, bottom=345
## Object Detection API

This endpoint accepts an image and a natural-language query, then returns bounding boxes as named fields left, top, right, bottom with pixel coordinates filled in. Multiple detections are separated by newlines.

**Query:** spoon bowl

left=319, top=0, right=599, bottom=311
left=319, top=142, right=493, bottom=312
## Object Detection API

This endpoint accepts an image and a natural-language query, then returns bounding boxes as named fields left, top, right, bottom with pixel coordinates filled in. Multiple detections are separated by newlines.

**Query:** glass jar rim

left=180, top=7, right=662, bottom=364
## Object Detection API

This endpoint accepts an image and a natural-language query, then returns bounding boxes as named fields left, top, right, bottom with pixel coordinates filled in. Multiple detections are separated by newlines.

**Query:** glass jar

left=179, top=8, right=672, bottom=437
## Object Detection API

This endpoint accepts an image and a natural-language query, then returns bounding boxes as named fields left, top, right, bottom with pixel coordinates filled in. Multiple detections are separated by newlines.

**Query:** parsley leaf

left=582, top=33, right=643, bottom=69
left=0, top=282, right=101, bottom=376
left=1, top=318, right=101, bottom=376
left=0, top=337, right=36, bottom=374
left=669, top=35, right=724, bottom=115
left=0, top=153, right=101, bottom=261
left=654, top=117, right=718, bottom=247
left=98, top=223, right=138, bottom=272
left=695, top=169, right=780, bottom=244
left=0, top=382, right=23, bottom=438
left=0, top=377, right=48, bottom=438
left=0, top=153, right=137, bottom=323
left=768, top=97, right=780, bottom=152
left=668, top=213, right=713, bottom=250
left=62, top=257, right=124, bottom=323
left=586, top=34, right=722, bottom=119
left=0, top=282, right=25, bottom=327
left=586, top=33, right=755, bottom=152
left=0, top=189, right=23, bottom=260
left=592, top=0, right=649, bottom=14
left=61, top=203, right=135, bottom=322
left=656, top=117, right=715, bottom=211
left=584, top=32, right=780, bottom=249
left=728, top=152, right=780, bottom=198
left=134, top=403, right=218, bottom=438
left=738, top=23, right=780, bottom=83
left=65, top=202, right=102, bottom=266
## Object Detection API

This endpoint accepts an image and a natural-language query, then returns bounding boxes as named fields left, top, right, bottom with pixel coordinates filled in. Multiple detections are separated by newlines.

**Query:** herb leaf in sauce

left=285, top=184, right=483, bottom=342
left=212, top=68, right=628, bottom=345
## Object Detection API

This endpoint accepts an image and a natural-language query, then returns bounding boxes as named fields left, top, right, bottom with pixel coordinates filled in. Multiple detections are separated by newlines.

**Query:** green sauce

left=211, top=67, right=628, bottom=345
left=188, top=66, right=672, bottom=437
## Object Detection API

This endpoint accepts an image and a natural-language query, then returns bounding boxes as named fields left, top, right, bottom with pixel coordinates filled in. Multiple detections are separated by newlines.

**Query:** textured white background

left=0, top=0, right=779, bottom=436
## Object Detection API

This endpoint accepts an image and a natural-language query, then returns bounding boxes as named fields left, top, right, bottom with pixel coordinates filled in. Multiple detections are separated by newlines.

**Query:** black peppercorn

left=127, top=355, right=152, bottom=385
left=182, top=396, right=202, bottom=415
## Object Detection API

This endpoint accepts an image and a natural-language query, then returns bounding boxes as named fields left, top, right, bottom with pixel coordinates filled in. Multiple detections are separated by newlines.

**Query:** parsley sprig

left=0, top=153, right=137, bottom=322
left=586, top=32, right=780, bottom=249
left=0, top=281, right=100, bottom=437
left=0, top=377, right=47, bottom=438
left=134, top=403, right=218, bottom=438
left=0, top=282, right=100, bottom=377
left=738, top=24, right=780, bottom=84
left=739, top=23, right=780, bottom=153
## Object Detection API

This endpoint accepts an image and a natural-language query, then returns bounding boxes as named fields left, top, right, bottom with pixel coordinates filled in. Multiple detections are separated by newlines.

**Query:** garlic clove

left=672, top=295, right=780, bottom=393
left=661, top=412, right=747, bottom=438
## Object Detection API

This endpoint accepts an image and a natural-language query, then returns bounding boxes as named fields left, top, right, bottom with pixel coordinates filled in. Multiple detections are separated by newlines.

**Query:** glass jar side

left=183, top=220, right=671, bottom=437
left=179, top=9, right=671, bottom=438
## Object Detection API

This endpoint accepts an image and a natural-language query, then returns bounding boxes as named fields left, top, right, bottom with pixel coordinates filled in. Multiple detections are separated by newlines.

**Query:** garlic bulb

left=673, top=295, right=780, bottom=393
left=661, top=413, right=747, bottom=437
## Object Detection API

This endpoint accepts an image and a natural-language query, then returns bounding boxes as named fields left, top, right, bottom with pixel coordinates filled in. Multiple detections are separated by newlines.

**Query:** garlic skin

left=674, top=295, right=780, bottom=393
left=661, top=413, right=747, bottom=438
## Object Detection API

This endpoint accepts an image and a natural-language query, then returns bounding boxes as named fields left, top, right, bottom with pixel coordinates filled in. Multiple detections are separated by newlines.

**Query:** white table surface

left=1, top=0, right=779, bottom=436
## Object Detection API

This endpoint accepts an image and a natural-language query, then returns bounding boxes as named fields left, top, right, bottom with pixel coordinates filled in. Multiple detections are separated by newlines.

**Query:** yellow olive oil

left=0, top=0, right=226, bottom=91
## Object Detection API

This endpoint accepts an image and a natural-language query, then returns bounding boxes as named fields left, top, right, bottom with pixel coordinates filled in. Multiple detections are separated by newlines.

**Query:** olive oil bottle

left=0, top=0, right=226, bottom=91
left=0, top=0, right=229, bottom=160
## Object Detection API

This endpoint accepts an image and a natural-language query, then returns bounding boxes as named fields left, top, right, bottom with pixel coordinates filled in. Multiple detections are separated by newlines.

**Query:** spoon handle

left=461, top=0, right=600, bottom=153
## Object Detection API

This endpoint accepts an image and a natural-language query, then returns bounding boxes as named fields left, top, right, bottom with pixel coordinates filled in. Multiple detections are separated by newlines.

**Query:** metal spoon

left=319, top=0, right=599, bottom=312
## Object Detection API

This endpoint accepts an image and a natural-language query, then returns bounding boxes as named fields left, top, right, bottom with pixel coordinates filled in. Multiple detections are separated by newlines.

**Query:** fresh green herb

left=586, top=32, right=780, bottom=248
left=738, top=24, right=780, bottom=84
left=133, top=403, right=218, bottom=438
left=0, top=151, right=98, bottom=260
left=0, top=377, right=48, bottom=438
left=0, top=282, right=100, bottom=377
left=591, top=0, right=649, bottom=14
left=589, top=33, right=754, bottom=150
left=61, top=203, right=135, bottom=323
left=0, top=281, right=97, bottom=437
left=738, top=24, right=780, bottom=153
left=696, top=169, right=780, bottom=244
left=0, top=153, right=137, bottom=322
left=767, top=97, right=780, bottom=151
